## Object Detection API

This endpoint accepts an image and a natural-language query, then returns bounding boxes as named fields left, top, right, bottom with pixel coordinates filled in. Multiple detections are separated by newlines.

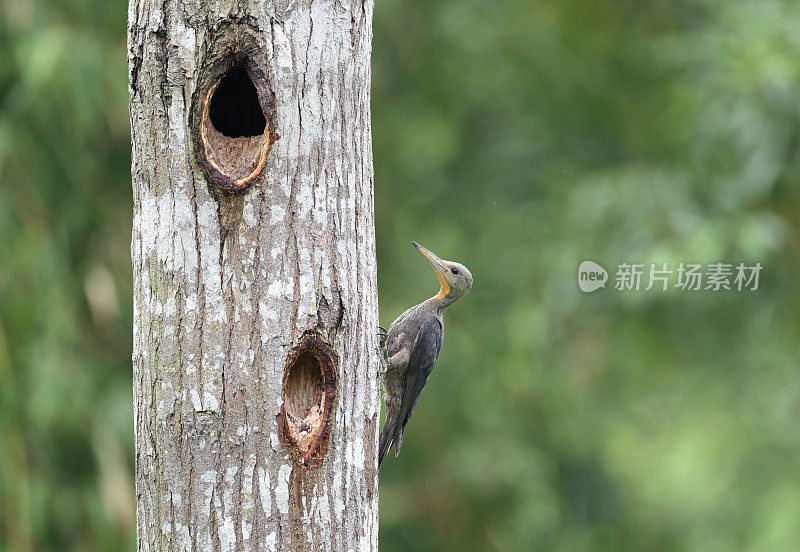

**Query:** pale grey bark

left=128, top=1, right=379, bottom=551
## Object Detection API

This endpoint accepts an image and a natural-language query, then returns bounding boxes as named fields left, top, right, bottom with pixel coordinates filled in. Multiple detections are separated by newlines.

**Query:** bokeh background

left=2, top=0, right=800, bottom=550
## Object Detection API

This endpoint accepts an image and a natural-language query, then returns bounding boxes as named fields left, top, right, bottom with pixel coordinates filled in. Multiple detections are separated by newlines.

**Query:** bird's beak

left=412, top=241, right=450, bottom=297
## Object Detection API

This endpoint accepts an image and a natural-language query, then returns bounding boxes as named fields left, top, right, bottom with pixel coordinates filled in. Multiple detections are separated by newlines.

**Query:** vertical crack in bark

left=191, top=159, right=206, bottom=402
left=286, top=158, right=302, bottom=338
left=169, top=490, right=177, bottom=552
left=130, top=53, right=143, bottom=95
left=209, top=488, right=221, bottom=552
left=249, top=186, right=266, bottom=380
left=290, top=219, right=302, bottom=337
left=250, top=455, right=263, bottom=550
left=184, top=81, right=207, bottom=406
left=187, top=460, right=198, bottom=552
left=234, top=404, right=247, bottom=552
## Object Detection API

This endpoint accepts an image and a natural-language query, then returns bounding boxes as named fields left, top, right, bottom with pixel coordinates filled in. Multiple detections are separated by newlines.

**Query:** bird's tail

left=393, top=425, right=404, bottom=457
left=378, top=415, right=398, bottom=468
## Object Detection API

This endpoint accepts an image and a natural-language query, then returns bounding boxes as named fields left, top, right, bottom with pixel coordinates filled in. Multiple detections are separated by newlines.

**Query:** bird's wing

left=385, top=305, right=415, bottom=358
left=392, top=316, right=443, bottom=453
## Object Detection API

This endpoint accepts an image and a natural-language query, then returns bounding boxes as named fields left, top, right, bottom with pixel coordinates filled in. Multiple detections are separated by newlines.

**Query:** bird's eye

left=451, top=267, right=459, bottom=275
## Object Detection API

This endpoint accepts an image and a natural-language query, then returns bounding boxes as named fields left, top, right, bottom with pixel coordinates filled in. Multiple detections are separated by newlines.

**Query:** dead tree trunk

left=127, top=1, right=379, bottom=551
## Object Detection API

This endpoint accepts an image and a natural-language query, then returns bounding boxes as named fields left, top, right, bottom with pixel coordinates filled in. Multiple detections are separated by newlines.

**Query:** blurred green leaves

left=0, top=0, right=132, bottom=550
left=375, top=1, right=800, bottom=551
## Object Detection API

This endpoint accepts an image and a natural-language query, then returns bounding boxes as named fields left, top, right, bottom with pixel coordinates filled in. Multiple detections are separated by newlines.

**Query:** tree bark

left=127, top=1, right=379, bottom=551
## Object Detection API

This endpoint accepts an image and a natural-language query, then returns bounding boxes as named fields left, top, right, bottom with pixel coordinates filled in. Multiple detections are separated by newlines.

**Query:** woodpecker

left=378, top=241, right=473, bottom=467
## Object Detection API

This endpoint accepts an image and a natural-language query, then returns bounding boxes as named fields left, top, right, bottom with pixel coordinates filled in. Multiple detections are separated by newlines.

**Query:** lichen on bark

left=129, top=1, right=379, bottom=550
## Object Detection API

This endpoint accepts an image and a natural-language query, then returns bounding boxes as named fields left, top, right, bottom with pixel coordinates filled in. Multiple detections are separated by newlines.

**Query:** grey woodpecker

left=378, top=242, right=473, bottom=467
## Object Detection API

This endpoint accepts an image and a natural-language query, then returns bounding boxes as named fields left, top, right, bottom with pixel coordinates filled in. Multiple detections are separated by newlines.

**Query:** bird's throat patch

left=435, top=269, right=450, bottom=298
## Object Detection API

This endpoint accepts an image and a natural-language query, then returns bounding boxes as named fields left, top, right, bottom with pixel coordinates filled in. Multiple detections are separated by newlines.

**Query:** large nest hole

left=284, top=351, right=325, bottom=452
left=209, top=66, right=266, bottom=137
left=280, top=335, right=337, bottom=466
left=200, top=63, right=271, bottom=185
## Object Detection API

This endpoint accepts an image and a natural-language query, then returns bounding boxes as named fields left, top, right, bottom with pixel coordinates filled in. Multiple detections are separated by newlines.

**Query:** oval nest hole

left=199, top=62, right=275, bottom=192
left=280, top=334, right=337, bottom=466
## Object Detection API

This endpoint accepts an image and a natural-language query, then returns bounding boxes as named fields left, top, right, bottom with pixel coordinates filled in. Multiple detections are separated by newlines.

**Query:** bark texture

left=128, top=1, right=379, bottom=550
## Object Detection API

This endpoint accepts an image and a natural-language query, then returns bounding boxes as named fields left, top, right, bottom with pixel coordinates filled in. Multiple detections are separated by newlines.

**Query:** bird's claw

left=377, top=325, right=388, bottom=348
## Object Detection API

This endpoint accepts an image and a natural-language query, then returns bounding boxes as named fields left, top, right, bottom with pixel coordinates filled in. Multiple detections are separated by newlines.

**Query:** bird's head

left=413, top=241, right=473, bottom=304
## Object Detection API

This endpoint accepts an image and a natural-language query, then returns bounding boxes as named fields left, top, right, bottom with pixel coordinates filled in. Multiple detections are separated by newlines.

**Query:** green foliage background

left=2, top=0, right=800, bottom=550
